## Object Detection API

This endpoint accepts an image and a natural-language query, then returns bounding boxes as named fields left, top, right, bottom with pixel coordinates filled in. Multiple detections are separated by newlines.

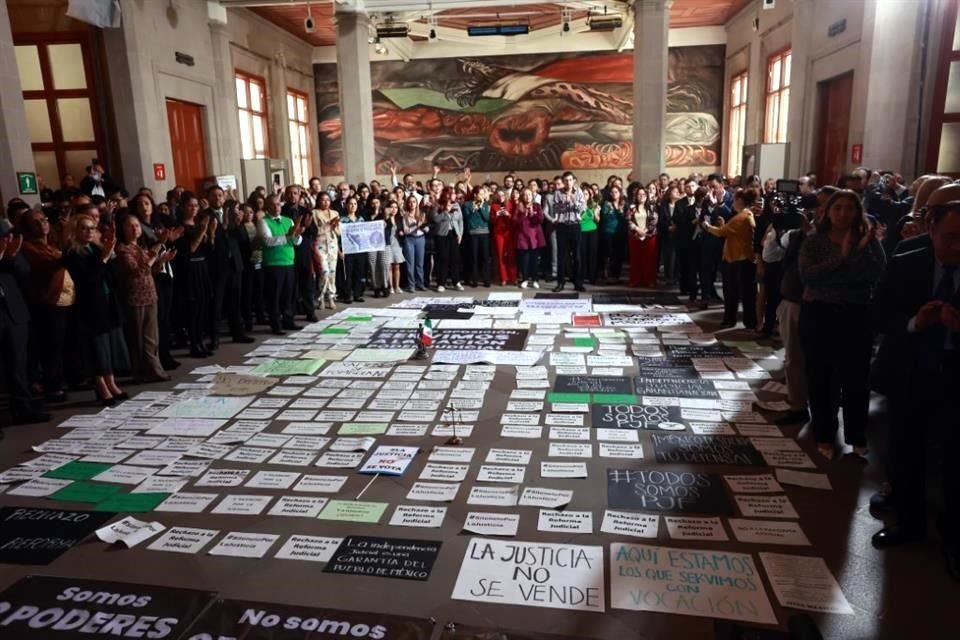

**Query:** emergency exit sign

left=17, top=172, right=38, bottom=195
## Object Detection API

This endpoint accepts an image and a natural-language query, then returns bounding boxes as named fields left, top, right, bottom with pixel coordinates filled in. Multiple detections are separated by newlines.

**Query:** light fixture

left=561, top=7, right=572, bottom=34
left=428, top=15, right=438, bottom=41
left=303, top=2, right=315, bottom=33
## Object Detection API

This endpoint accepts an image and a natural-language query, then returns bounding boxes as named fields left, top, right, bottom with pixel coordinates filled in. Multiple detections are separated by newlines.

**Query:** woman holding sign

left=338, top=196, right=366, bottom=303
left=366, top=195, right=391, bottom=298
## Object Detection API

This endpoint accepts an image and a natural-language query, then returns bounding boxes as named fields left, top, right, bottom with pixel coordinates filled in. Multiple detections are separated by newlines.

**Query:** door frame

left=814, top=71, right=855, bottom=186
left=165, top=97, right=210, bottom=194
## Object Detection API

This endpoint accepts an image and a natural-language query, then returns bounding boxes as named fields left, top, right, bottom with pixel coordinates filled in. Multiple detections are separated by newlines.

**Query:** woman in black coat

left=64, top=210, right=129, bottom=405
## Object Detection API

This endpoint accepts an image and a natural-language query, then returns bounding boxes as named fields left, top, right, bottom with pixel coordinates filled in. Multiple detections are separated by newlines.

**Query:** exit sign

left=17, top=172, right=38, bottom=195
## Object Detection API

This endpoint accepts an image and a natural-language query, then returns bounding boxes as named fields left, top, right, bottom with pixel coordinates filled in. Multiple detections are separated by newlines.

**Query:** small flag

left=420, top=319, right=434, bottom=347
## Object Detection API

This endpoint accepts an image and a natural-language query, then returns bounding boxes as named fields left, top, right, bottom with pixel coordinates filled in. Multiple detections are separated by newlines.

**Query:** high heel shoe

left=95, top=390, right=116, bottom=407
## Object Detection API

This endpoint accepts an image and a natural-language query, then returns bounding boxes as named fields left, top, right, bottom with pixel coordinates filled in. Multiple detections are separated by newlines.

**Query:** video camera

left=772, top=179, right=817, bottom=215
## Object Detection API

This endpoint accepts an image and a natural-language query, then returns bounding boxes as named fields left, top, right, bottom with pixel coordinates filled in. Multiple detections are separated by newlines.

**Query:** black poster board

left=635, top=377, right=720, bottom=399
left=592, top=292, right=681, bottom=306
left=477, top=300, right=520, bottom=308
left=324, top=536, right=442, bottom=581
left=554, top=375, right=634, bottom=395
left=367, top=329, right=528, bottom=351
left=534, top=292, right=579, bottom=300
left=636, top=359, right=700, bottom=379
left=606, top=468, right=734, bottom=515
left=663, top=344, right=736, bottom=365
left=423, top=304, right=475, bottom=320
left=0, top=507, right=115, bottom=565
left=183, top=598, right=435, bottom=639
left=590, top=404, right=686, bottom=430
left=0, top=575, right=215, bottom=637
left=651, top=434, right=766, bottom=466
left=442, top=623, right=595, bottom=640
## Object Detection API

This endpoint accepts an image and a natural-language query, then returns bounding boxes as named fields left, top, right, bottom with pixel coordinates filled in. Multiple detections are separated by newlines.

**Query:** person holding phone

left=799, top=189, right=886, bottom=460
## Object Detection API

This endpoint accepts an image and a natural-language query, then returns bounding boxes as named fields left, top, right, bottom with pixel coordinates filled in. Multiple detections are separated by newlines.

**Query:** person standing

left=492, top=190, right=517, bottom=286
left=871, top=201, right=960, bottom=581
left=673, top=182, right=699, bottom=298
left=313, top=192, right=340, bottom=310
left=400, top=195, right=427, bottom=292
left=799, top=190, right=886, bottom=459
left=599, top=185, right=627, bottom=283
left=384, top=199, right=405, bottom=294
left=659, top=186, right=682, bottom=286
left=775, top=220, right=813, bottom=426
left=627, top=189, right=659, bottom=288
left=515, top=188, right=545, bottom=289
left=703, top=189, right=759, bottom=328
left=116, top=215, right=173, bottom=383
left=552, top=172, right=586, bottom=292
left=338, top=196, right=366, bottom=303
left=580, top=185, right=601, bottom=285
left=431, top=188, right=464, bottom=292
left=257, top=194, right=304, bottom=334
left=698, top=176, right=732, bottom=306
left=204, top=186, right=253, bottom=347
left=463, top=186, right=492, bottom=287
left=173, top=195, right=214, bottom=357
left=366, top=195, right=390, bottom=298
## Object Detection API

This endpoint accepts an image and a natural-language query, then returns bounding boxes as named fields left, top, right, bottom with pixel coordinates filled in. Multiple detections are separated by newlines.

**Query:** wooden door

left=815, top=72, right=854, bottom=186
left=165, top=99, right=208, bottom=193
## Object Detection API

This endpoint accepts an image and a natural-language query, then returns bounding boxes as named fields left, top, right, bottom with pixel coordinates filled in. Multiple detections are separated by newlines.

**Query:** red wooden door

left=816, top=72, right=854, bottom=186
left=165, top=99, right=209, bottom=193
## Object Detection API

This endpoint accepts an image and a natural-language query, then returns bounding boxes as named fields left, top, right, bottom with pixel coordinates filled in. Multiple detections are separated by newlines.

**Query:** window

left=764, top=49, right=792, bottom=144
left=287, top=89, right=311, bottom=186
left=14, top=35, right=103, bottom=189
left=928, top=0, right=960, bottom=175
left=236, top=71, right=269, bottom=159
left=727, top=72, right=749, bottom=176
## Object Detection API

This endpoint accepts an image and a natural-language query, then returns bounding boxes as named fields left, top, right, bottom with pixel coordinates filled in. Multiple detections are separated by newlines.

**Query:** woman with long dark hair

left=463, top=185, right=492, bottom=287
left=366, top=195, right=390, bottom=297
left=799, top=189, right=885, bottom=459
left=173, top=193, right=215, bottom=357
left=627, top=188, right=658, bottom=288
left=338, top=196, right=366, bottom=303
left=400, top=194, right=427, bottom=292
left=580, top=185, right=601, bottom=285
left=514, top=188, right=545, bottom=289
left=599, top=185, right=627, bottom=283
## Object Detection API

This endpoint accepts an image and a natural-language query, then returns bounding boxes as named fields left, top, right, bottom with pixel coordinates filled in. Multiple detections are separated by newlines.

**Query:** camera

left=304, top=16, right=315, bottom=33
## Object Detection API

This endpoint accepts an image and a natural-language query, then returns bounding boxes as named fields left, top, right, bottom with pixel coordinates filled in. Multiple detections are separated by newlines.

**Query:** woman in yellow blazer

left=703, top=189, right=758, bottom=329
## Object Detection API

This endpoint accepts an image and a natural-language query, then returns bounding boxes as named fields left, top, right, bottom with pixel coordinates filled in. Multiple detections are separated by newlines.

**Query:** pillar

left=632, top=0, right=671, bottom=180
left=336, top=11, right=376, bottom=183
left=209, top=21, right=244, bottom=194
left=269, top=53, right=291, bottom=183
left=786, top=0, right=813, bottom=176
left=0, top=0, right=38, bottom=205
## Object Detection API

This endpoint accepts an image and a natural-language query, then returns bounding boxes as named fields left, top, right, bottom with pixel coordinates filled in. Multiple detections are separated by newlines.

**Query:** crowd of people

left=1, top=163, right=958, bottom=579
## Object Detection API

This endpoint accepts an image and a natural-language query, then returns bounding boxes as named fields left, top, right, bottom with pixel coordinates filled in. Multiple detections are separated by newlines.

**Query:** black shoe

left=161, top=358, right=181, bottom=371
left=552, top=285, right=564, bottom=293
left=13, top=410, right=52, bottom=425
left=575, top=285, right=586, bottom=293
left=282, top=323, right=302, bottom=331
left=354, top=297, right=365, bottom=303
left=232, top=335, right=255, bottom=344
left=207, top=341, right=219, bottom=352
left=869, top=488, right=895, bottom=519
left=256, top=316, right=269, bottom=325
left=482, top=282, right=491, bottom=288
left=189, top=347, right=209, bottom=358
left=46, top=390, right=68, bottom=403
left=872, top=526, right=926, bottom=549
left=271, top=328, right=286, bottom=336
left=775, top=409, right=810, bottom=425
left=305, top=313, right=318, bottom=323
left=114, top=392, right=130, bottom=401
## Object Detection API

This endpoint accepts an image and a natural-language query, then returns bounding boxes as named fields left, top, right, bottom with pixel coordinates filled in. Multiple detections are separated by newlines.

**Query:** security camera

left=304, top=16, right=316, bottom=33
left=762, top=0, right=776, bottom=9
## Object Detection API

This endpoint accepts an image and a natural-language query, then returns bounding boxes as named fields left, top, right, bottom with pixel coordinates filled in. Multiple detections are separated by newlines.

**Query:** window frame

left=235, top=70, right=271, bottom=160
left=14, top=32, right=105, bottom=186
left=726, top=70, right=749, bottom=177
left=286, top=88, right=312, bottom=187
left=926, top=0, right=960, bottom=176
left=763, top=48, right=792, bottom=144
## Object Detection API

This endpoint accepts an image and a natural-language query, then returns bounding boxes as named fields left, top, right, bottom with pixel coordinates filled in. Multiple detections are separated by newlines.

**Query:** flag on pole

left=420, top=319, right=434, bottom=347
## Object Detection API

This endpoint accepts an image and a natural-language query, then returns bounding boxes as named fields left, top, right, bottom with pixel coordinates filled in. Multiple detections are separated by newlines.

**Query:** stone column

left=336, top=11, right=376, bottom=183
left=632, top=0, right=671, bottom=180
left=209, top=21, right=244, bottom=194
left=786, top=0, right=813, bottom=176
left=270, top=53, right=292, bottom=182
left=0, top=0, right=38, bottom=204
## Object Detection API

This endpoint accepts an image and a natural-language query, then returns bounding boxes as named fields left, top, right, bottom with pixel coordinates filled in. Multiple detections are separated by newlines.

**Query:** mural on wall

left=314, top=45, right=723, bottom=175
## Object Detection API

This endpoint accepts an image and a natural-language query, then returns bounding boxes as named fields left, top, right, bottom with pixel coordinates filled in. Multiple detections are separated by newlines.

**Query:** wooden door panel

left=816, top=73, right=854, bottom=186
left=165, top=99, right=208, bottom=194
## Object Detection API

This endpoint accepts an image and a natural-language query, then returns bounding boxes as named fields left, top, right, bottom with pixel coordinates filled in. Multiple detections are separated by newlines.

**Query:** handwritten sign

left=610, top=543, right=776, bottom=624
left=635, top=377, right=720, bottom=399
left=324, top=536, right=441, bottom=581
left=591, top=404, right=686, bottom=431
left=341, top=220, right=386, bottom=254
left=607, top=469, right=733, bottom=515
left=251, top=359, right=325, bottom=377
left=452, top=538, right=605, bottom=612
left=652, top=434, right=766, bottom=466
left=367, top=329, right=528, bottom=351
left=211, top=372, right=278, bottom=396
left=554, top=375, right=633, bottom=395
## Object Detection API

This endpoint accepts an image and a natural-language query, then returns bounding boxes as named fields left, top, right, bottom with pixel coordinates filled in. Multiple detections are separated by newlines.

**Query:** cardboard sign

left=451, top=538, right=605, bottom=612
left=610, top=543, right=776, bottom=624
left=635, top=377, right=720, bottom=399
left=183, top=598, right=435, bottom=639
left=366, top=329, right=528, bottom=351
left=652, top=434, right=766, bottom=466
left=211, top=372, right=278, bottom=396
left=324, top=536, right=441, bottom=581
left=554, top=375, right=633, bottom=396
left=591, top=404, right=686, bottom=431
left=0, top=576, right=214, bottom=637
left=0, top=507, right=115, bottom=565
left=607, top=469, right=734, bottom=515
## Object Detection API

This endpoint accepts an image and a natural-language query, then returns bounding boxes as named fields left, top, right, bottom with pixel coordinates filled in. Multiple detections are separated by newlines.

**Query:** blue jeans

left=403, top=235, right=425, bottom=288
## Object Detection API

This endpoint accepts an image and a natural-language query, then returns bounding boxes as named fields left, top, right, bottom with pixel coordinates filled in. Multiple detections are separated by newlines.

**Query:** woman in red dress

left=492, top=188, right=518, bottom=285
left=628, top=188, right=659, bottom=288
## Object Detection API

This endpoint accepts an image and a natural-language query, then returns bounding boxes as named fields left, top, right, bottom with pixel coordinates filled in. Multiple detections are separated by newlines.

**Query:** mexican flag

left=420, top=319, right=434, bottom=347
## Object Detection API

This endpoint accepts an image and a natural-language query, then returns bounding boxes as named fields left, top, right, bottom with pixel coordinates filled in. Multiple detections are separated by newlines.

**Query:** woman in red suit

left=628, top=188, right=659, bottom=288
left=492, top=188, right=518, bottom=285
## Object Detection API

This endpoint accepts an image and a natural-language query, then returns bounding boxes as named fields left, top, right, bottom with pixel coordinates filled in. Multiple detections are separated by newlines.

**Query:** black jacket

left=0, top=255, right=29, bottom=325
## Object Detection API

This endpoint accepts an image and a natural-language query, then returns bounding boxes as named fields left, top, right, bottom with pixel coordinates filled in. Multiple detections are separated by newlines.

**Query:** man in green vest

left=256, top=194, right=304, bottom=334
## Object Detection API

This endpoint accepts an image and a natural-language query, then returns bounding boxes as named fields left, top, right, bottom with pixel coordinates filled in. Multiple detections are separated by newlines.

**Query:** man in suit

left=0, top=219, right=50, bottom=428
left=872, top=200, right=960, bottom=582
left=697, top=174, right=732, bottom=306
left=204, top=185, right=253, bottom=349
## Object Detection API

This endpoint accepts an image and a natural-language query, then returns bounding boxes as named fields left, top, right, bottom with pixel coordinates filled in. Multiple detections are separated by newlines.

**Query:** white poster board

left=341, top=220, right=385, bottom=254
